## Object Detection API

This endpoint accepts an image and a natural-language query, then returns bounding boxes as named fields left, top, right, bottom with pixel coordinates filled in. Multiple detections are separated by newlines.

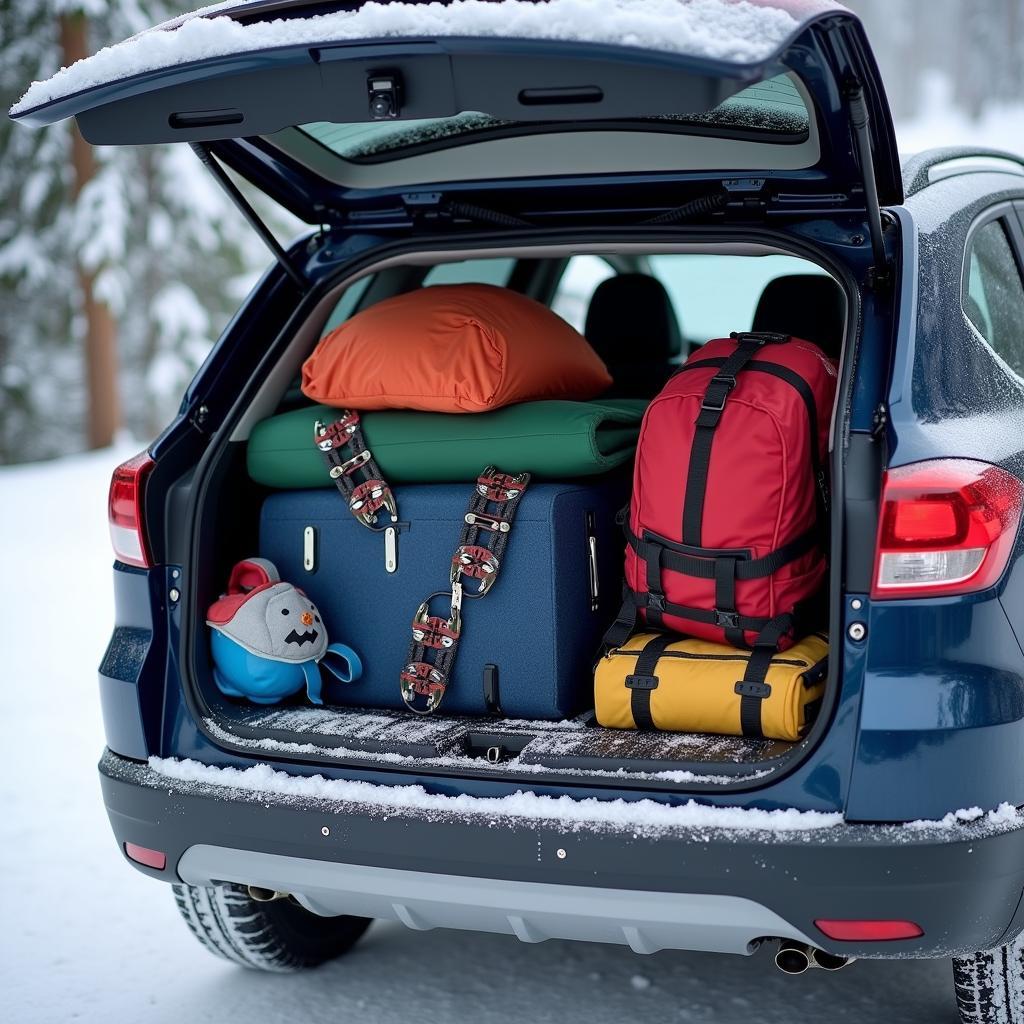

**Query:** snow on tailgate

left=13, top=0, right=801, bottom=116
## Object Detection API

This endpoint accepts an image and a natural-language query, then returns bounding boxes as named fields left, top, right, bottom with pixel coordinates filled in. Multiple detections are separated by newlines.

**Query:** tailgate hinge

left=189, top=402, right=211, bottom=436
left=190, top=143, right=308, bottom=292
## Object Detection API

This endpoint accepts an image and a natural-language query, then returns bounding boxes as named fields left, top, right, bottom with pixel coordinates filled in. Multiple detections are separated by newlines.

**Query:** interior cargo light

left=108, top=451, right=155, bottom=568
left=871, top=459, right=1023, bottom=599
left=815, top=919, right=923, bottom=942
left=124, top=842, right=166, bottom=870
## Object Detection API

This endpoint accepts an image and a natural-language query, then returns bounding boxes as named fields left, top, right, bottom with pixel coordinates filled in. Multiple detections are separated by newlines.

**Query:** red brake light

left=872, top=459, right=1023, bottom=599
left=815, top=919, right=923, bottom=942
left=108, top=452, right=154, bottom=568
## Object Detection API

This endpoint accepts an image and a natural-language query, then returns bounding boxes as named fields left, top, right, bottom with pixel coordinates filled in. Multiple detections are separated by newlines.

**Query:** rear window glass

left=300, top=74, right=809, bottom=161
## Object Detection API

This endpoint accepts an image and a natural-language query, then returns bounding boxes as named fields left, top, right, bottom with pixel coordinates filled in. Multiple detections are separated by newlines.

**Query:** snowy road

left=0, top=449, right=960, bottom=1023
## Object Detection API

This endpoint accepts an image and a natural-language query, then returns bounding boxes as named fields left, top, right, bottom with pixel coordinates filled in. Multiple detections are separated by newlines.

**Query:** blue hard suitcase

left=258, top=478, right=629, bottom=719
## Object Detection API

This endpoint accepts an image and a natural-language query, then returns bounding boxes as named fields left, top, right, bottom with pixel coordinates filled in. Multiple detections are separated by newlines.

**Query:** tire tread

left=172, top=883, right=369, bottom=972
left=953, top=931, right=1024, bottom=1023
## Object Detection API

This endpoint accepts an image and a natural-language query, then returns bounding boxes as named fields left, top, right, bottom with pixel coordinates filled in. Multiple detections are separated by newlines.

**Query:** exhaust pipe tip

left=775, top=941, right=812, bottom=975
left=247, top=885, right=289, bottom=903
left=811, top=948, right=854, bottom=972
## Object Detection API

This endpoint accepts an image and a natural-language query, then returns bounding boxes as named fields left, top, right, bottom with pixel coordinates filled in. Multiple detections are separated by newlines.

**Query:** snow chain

left=313, top=411, right=397, bottom=531
left=400, top=468, right=530, bottom=715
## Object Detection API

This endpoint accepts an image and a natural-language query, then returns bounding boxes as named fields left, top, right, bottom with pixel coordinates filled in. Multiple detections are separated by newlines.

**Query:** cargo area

left=184, top=242, right=849, bottom=789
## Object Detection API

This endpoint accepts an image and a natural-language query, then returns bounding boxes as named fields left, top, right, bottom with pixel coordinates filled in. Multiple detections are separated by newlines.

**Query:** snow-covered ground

left=0, top=448, right=961, bottom=1023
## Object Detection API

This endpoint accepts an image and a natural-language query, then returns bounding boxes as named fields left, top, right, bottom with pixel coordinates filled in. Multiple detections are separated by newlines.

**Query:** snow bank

left=13, top=0, right=800, bottom=116
left=149, top=755, right=843, bottom=834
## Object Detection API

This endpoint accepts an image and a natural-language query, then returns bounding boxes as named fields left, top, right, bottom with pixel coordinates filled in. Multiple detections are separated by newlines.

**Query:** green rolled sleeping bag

left=247, top=398, right=647, bottom=487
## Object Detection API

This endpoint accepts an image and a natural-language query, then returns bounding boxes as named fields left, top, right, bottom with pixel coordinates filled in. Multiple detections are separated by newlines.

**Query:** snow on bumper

left=148, top=754, right=846, bottom=836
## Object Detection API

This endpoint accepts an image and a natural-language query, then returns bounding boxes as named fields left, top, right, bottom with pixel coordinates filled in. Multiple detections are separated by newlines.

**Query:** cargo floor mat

left=219, top=704, right=797, bottom=782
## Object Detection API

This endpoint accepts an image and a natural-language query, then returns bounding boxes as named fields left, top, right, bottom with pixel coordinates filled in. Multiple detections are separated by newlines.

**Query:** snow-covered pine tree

left=1, top=0, right=279, bottom=464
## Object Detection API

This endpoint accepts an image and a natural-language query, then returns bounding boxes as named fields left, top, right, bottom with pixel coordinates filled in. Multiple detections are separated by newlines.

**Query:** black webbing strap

left=603, top=532, right=813, bottom=657
left=645, top=542, right=665, bottom=630
left=600, top=586, right=640, bottom=655
left=624, top=524, right=818, bottom=582
left=681, top=333, right=787, bottom=546
left=715, top=556, right=743, bottom=647
left=400, top=468, right=530, bottom=714
left=734, top=613, right=794, bottom=739
left=631, top=590, right=777, bottom=634
left=314, top=411, right=397, bottom=531
left=625, top=634, right=672, bottom=730
left=676, top=352, right=830, bottom=561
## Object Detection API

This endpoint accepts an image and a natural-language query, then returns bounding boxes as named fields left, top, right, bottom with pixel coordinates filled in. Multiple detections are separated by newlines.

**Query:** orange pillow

left=301, top=283, right=612, bottom=413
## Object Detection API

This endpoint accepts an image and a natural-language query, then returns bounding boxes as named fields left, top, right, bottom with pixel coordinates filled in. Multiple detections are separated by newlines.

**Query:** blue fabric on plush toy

left=206, top=558, right=361, bottom=705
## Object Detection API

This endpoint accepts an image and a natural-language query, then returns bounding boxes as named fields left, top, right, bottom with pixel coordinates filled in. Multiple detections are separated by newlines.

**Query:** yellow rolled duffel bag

left=594, top=632, right=828, bottom=741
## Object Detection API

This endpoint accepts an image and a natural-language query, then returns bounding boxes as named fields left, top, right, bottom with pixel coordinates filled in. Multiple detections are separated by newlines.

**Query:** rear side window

left=550, top=255, right=616, bottom=331
left=423, top=258, right=515, bottom=287
left=964, top=219, right=1024, bottom=377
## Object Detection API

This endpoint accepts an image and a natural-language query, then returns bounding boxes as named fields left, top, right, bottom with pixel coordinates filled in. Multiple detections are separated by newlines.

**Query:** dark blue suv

left=13, top=1, right=1024, bottom=1019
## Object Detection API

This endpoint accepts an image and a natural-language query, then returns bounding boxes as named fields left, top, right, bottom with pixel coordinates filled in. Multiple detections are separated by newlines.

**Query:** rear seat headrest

left=584, top=273, right=683, bottom=364
left=751, top=274, right=845, bottom=361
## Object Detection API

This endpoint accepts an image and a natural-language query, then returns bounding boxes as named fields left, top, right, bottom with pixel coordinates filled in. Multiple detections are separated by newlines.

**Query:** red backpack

left=604, top=332, right=837, bottom=728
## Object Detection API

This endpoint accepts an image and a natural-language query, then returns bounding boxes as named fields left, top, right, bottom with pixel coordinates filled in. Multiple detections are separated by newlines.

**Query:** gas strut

left=189, top=142, right=307, bottom=291
left=843, top=77, right=891, bottom=288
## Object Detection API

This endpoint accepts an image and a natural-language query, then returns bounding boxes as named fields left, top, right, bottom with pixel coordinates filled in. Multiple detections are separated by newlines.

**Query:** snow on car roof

left=13, top=0, right=815, bottom=117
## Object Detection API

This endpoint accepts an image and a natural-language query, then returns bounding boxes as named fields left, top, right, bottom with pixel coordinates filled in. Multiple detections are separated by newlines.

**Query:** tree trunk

left=60, top=11, right=120, bottom=450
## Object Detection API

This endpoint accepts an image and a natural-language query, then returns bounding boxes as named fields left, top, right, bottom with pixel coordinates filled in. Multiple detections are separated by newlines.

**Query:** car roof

left=901, top=147, right=1024, bottom=198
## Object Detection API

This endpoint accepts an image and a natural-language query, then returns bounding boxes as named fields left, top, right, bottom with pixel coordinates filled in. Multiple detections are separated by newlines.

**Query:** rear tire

left=172, top=883, right=371, bottom=972
left=953, top=931, right=1024, bottom=1023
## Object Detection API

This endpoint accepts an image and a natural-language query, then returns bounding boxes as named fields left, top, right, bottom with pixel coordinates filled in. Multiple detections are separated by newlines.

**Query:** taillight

left=815, top=919, right=923, bottom=942
left=108, top=452, right=155, bottom=568
left=872, top=459, right=1023, bottom=599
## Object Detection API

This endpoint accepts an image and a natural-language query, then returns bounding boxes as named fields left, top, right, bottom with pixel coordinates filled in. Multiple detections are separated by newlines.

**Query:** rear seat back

left=751, top=274, right=845, bottom=360
left=584, top=273, right=682, bottom=397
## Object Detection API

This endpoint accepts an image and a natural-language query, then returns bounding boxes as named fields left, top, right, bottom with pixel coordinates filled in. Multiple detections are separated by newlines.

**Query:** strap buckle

left=451, top=545, right=500, bottom=594
left=730, top=331, right=788, bottom=345
left=646, top=592, right=666, bottom=613
left=735, top=680, right=771, bottom=699
left=348, top=479, right=398, bottom=527
left=625, top=673, right=659, bottom=690
left=476, top=468, right=529, bottom=503
left=714, top=609, right=741, bottom=629
left=400, top=662, right=448, bottom=714
left=464, top=510, right=511, bottom=533
left=701, top=374, right=736, bottom=412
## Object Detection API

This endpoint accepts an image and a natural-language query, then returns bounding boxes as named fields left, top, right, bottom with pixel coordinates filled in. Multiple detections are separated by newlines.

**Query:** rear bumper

left=101, top=750, right=1024, bottom=960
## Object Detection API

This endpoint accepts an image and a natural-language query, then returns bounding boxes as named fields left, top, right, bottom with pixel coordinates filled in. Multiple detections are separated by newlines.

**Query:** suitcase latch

left=303, top=526, right=317, bottom=572
left=384, top=525, right=398, bottom=573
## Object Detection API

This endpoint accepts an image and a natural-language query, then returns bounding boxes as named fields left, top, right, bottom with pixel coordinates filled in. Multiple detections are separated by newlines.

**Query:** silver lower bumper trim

left=177, top=844, right=812, bottom=956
